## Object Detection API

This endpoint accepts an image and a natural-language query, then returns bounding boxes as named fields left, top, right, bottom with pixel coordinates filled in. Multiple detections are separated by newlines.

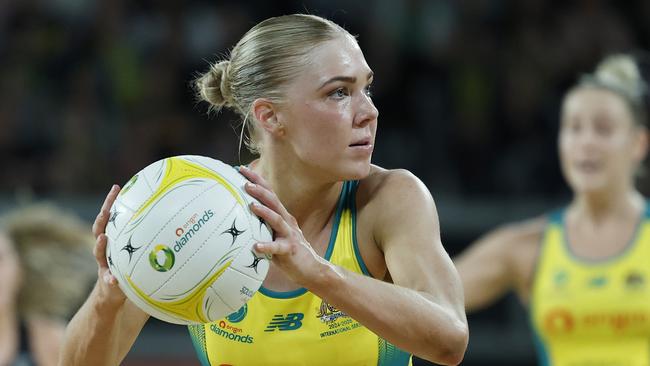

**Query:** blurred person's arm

left=58, top=186, right=150, bottom=366
left=26, top=316, right=65, bottom=366
left=454, top=218, right=545, bottom=312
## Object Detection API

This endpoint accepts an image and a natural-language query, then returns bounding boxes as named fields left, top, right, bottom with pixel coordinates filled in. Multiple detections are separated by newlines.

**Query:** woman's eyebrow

left=318, top=71, right=374, bottom=91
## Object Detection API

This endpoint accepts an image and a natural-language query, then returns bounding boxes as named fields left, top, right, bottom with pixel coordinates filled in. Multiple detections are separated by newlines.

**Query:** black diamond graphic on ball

left=121, top=236, right=141, bottom=262
left=245, top=250, right=265, bottom=274
left=108, top=208, right=120, bottom=228
left=108, top=253, right=114, bottom=267
left=222, top=218, right=245, bottom=247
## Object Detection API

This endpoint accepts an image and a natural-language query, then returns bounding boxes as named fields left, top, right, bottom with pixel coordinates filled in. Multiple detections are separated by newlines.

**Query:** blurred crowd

left=1, top=0, right=649, bottom=200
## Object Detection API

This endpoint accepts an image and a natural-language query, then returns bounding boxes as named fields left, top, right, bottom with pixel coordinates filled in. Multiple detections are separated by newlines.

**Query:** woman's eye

left=364, top=84, right=372, bottom=97
left=329, top=87, right=349, bottom=99
left=562, top=121, right=580, bottom=133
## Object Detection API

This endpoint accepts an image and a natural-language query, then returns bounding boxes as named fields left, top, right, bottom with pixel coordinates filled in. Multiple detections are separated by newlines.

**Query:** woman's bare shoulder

left=489, top=216, right=548, bottom=302
left=494, top=216, right=548, bottom=248
left=357, top=165, right=424, bottom=203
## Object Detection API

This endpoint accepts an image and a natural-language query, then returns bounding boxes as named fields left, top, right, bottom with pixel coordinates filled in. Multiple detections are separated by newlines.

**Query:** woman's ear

left=252, top=98, right=284, bottom=136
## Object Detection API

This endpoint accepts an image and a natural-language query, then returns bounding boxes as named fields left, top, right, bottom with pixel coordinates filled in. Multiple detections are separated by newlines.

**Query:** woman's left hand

left=239, top=166, right=329, bottom=287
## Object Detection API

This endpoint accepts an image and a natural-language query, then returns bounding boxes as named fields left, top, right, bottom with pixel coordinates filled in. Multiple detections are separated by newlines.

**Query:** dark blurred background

left=1, top=0, right=649, bottom=365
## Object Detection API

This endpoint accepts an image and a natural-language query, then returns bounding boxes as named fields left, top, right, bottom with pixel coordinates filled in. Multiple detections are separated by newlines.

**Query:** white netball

left=104, top=155, right=272, bottom=325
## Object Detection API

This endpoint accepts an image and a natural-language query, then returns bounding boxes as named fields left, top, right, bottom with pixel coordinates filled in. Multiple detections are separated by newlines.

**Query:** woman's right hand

left=91, top=184, right=127, bottom=307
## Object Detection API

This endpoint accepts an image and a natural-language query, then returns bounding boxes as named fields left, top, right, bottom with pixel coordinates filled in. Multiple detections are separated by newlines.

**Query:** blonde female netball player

left=59, top=14, right=468, bottom=366
left=456, top=54, right=649, bottom=365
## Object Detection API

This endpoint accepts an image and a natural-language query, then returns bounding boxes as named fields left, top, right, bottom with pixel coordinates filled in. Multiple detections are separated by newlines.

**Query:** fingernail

left=111, top=184, right=119, bottom=191
left=240, top=166, right=249, bottom=172
left=245, top=182, right=254, bottom=189
left=255, top=243, right=265, bottom=250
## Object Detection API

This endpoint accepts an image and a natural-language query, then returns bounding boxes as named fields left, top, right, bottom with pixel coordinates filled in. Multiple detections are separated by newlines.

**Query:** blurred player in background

left=59, top=14, right=468, bottom=366
left=456, top=53, right=650, bottom=365
left=0, top=203, right=95, bottom=366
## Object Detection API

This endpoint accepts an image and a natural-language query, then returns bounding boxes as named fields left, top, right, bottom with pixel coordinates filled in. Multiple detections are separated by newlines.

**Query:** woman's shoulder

left=490, top=216, right=549, bottom=247
left=357, top=165, right=427, bottom=205
left=354, top=167, right=437, bottom=248
left=496, top=216, right=549, bottom=301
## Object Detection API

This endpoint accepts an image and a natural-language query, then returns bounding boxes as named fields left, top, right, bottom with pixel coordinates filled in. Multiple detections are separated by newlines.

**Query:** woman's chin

left=570, top=179, right=610, bottom=196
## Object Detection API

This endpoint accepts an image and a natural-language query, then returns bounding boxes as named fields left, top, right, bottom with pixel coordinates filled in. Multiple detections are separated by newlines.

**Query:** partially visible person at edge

left=58, top=14, right=469, bottom=366
left=0, top=203, right=96, bottom=366
left=456, top=53, right=650, bottom=365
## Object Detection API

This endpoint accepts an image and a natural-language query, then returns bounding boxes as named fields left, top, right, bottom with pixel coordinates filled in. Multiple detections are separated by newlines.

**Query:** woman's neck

left=250, top=157, right=343, bottom=234
left=571, top=185, right=644, bottom=223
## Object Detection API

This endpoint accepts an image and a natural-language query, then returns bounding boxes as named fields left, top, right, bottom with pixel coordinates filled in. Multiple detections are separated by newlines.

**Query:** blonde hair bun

left=594, top=54, right=647, bottom=100
left=197, top=60, right=233, bottom=108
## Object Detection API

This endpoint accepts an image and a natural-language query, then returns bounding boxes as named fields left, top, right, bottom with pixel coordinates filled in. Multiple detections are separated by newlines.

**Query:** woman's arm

left=455, top=219, right=544, bottom=311
left=241, top=167, right=468, bottom=365
left=26, top=316, right=65, bottom=366
left=58, top=186, right=149, bottom=366
left=59, top=284, right=149, bottom=366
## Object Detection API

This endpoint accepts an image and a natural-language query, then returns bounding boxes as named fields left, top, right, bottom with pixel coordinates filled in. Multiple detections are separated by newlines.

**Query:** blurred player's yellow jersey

left=531, top=206, right=650, bottom=366
left=188, top=181, right=412, bottom=366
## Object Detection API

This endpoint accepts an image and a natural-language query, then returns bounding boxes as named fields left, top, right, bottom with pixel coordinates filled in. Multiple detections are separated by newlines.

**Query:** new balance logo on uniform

left=264, top=313, right=304, bottom=332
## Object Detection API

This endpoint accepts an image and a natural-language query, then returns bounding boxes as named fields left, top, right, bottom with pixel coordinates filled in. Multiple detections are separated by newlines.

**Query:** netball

left=104, top=155, right=271, bottom=325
